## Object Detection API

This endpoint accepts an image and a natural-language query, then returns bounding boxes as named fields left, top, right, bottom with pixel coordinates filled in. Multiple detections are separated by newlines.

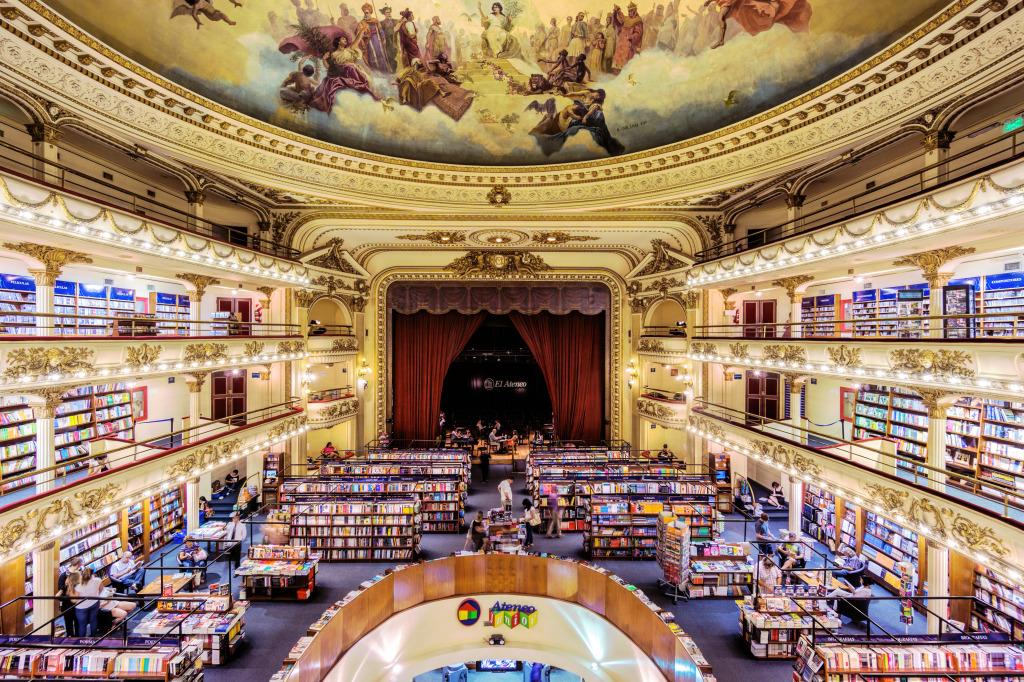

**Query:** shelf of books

left=862, top=510, right=923, bottom=596
left=656, top=512, right=690, bottom=603
left=980, top=272, right=1024, bottom=337
left=134, top=586, right=245, bottom=666
left=685, top=541, right=753, bottom=599
left=0, top=396, right=36, bottom=494
left=792, top=633, right=1024, bottom=682
left=59, top=512, right=122, bottom=574
left=972, top=565, right=1024, bottom=639
left=150, top=487, right=185, bottom=552
left=0, top=639, right=203, bottom=680
left=800, top=294, right=837, bottom=338
left=150, top=292, right=192, bottom=335
left=713, top=454, right=732, bottom=512
left=278, top=483, right=421, bottom=561
left=739, top=594, right=840, bottom=659
left=55, top=382, right=135, bottom=476
left=235, top=545, right=318, bottom=600
left=364, top=450, right=472, bottom=478
left=838, top=501, right=860, bottom=554
left=262, top=452, right=281, bottom=506
left=801, top=486, right=836, bottom=547
left=0, top=274, right=36, bottom=335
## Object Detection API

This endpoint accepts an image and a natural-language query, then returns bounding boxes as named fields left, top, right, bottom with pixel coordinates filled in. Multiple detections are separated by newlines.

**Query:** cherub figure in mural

left=279, top=59, right=321, bottom=113
left=525, top=88, right=623, bottom=157
left=610, top=2, right=643, bottom=72
left=703, top=0, right=812, bottom=49
left=478, top=2, right=521, bottom=58
left=170, top=0, right=241, bottom=29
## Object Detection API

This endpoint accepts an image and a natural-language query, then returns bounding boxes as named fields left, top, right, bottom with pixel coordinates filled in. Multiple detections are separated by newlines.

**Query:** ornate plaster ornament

left=311, top=274, right=344, bottom=294
left=2, top=242, right=93, bottom=280
left=719, top=287, right=738, bottom=301
left=0, top=482, right=124, bottom=552
left=682, top=291, right=700, bottom=309
left=444, top=251, right=552, bottom=278
left=638, top=240, right=688, bottom=276
left=124, top=343, right=163, bottom=369
left=183, top=372, right=208, bottom=392
left=637, top=339, right=665, bottom=352
left=294, top=290, right=318, bottom=308
left=914, top=388, right=956, bottom=415
left=182, top=343, right=228, bottom=365
left=689, top=415, right=726, bottom=440
left=255, top=286, right=277, bottom=300
left=689, top=342, right=718, bottom=356
left=728, top=343, right=750, bottom=359
left=770, top=274, right=814, bottom=302
left=267, top=415, right=307, bottom=441
left=629, top=295, right=652, bottom=314
left=826, top=345, right=863, bottom=369
left=396, top=231, right=467, bottom=243
left=277, top=340, right=305, bottom=355
left=244, top=341, right=266, bottom=357
left=763, top=344, right=808, bottom=365
left=315, top=399, right=360, bottom=423
left=174, top=273, right=221, bottom=300
left=531, top=231, right=599, bottom=244
left=330, top=338, right=358, bottom=352
left=893, top=246, right=977, bottom=287
left=750, top=440, right=823, bottom=477
left=888, top=348, right=975, bottom=379
left=636, top=398, right=674, bottom=420
left=487, top=186, right=512, bottom=206
left=308, top=238, right=359, bottom=274
left=166, top=438, right=243, bottom=479
left=644, top=277, right=681, bottom=294
left=3, top=347, right=94, bottom=380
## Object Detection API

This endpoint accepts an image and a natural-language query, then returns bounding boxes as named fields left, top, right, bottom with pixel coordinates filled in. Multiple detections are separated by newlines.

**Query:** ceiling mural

left=43, top=0, right=945, bottom=166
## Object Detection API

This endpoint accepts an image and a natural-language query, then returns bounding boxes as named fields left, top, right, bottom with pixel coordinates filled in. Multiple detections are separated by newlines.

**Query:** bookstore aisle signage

left=488, top=602, right=538, bottom=629
left=457, top=598, right=481, bottom=626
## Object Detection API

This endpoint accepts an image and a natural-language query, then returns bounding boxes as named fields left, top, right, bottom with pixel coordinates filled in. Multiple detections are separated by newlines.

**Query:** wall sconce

left=358, top=358, right=371, bottom=389
left=626, top=361, right=639, bottom=389
left=301, top=370, right=315, bottom=394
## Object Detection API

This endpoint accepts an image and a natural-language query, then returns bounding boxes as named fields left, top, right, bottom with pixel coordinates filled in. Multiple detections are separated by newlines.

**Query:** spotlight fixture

left=488, top=634, right=505, bottom=646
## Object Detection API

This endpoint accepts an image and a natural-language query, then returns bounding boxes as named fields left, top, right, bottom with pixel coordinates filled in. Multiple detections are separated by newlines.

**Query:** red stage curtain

left=508, top=311, right=604, bottom=441
left=393, top=311, right=486, bottom=442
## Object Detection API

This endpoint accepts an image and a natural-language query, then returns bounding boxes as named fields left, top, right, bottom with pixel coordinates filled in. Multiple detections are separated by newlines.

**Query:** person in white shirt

left=498, top=477, right=513, bottom=511
left=828, top=576, right=873, bottom=609
left=109, top=552, right=146, bottom=593
left=220, top=512, right=248, bottom=567
left=73, top=567, right=103, bottom=636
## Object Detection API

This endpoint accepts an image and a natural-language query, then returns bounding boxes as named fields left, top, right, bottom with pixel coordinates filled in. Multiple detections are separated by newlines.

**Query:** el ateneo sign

left=483, top=378, right=528, bottom=390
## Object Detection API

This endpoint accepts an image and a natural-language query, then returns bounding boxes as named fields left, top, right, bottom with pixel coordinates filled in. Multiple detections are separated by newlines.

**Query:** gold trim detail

left=244, top=341, right=266, bottom=357
left=762, top=344, right=807, bottom=365
left=2, top=242, right=92, bottom=278
left=892, top=246, right=977, bottom=287
left=329, top=338, right=358, bottom=352
left=308, top=238, right=359, bottom=274
left=826, top=345, right=863, bottom=369
left=689, top=342, right=718, bottom=356
left=487, top=186, right=511, bottom=206
left=167, top=439, right=242, bottom=479
left=277, top=341, right=306, bottom=355
left=396, top=231, right=467, bottom=244
left=294, top=291, right=317, bottom=308
left=888, top=348, right=975, bottom=379
left=728, top=343, right=749, bottom=359
left=124, top=343, right=163, bottom=369
left=638, top=240, right=688, bottom=276
left=638, top=339, right=665, bottom=353
left=636, top=398, right=675, bottom=420
left=3, top=347, right=94, bottom=380
left=444, top=251, right=552, bottom=278
left=751, top=440, right=822, bottom=477
left=174, top=273, right=221, bottom=300
left=531, top=232, right=600, bottom=244
left=771, top=275, right=814, bottom=302
left=182, top=343, right=228, bottom=364
left=312, top=399, right=360, bottom=425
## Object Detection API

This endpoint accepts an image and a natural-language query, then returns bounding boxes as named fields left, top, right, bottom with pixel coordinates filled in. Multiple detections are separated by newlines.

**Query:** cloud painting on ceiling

left=44, top=0, right=945, bottom=166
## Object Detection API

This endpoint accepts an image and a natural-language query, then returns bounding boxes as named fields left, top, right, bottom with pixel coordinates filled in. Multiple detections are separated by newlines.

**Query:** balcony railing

left=307, top=386, right=354, bottom=402
left=0, top=312, right=302, bottom=338
left=308, top=324, right=355, bottom=337
left=0, top=119, right=298, bottom=259
left=692, top=399, right=1024, bottom=522
left=697, top=123, right=1024, bottom=262
left=0, top=400, right=302, bottom=510
left=681, top=312, right=1024, bottom=340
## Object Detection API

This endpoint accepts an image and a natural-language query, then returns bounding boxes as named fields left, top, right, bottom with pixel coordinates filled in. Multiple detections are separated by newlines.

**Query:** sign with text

left=488, top=602, right=538, bottom=629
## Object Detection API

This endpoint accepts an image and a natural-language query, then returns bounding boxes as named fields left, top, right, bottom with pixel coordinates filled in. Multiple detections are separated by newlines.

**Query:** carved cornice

left=637, top=240, right=688, bottom=277
left=329, top=338, right=358, bottom=352
left=307, top=238, right=359, bottom=274
left=892, top=246, right=977, bottom=287
left=771, top=275, right=814, bottom=303
left=174, top=273, right=221, bottom=300
left=2, top=242, right=92, bottom=278
left=0, top=482, right=121, bottom=552
left=531, top=232, right=600, bottom=244
left=444, top=251, right=552, bottom=278
left=888, top=348, right=975, bottom=379
left=396, top=231, right=467, bottom=244
left=182, top=343, right=228, bottom=365
left=124, top=343, right=163, bottom=369
left=3, top=346, right=94, bottom=380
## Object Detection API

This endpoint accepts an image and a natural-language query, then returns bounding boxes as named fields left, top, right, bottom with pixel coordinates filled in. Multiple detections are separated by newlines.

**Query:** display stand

left=739, top=595, right=840, bottom=658
left=0, top=639, right=203, bottom=680
left=134, top=590, right=246, bottom=666
left=685, top=541, right=753, bottom=598
left=235, top=545, right=318, bottom=600
left=656, top=512, right=690, bottom=603
left=485, top=508, right=522, bottom=553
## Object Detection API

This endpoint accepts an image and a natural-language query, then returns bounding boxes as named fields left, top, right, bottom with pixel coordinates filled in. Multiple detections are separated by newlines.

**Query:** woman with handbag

left=522, top=498, right=540, bottom=548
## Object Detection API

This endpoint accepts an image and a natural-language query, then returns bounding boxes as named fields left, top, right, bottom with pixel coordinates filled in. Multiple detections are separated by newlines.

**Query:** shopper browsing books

left=56, top=557, right=82, bottom=636
left=522, top=498, right=539, bottom=548
left=546, top=487, right=562, bottom=538
left=73, top=567, right=103, bottom=637
left=498, top=477, right=513, bottom=511
left=109, top=551, right=146, bottom=593
left=178, top=540, right=208, bottom=581
left=754, top=512, right=775, bottom=556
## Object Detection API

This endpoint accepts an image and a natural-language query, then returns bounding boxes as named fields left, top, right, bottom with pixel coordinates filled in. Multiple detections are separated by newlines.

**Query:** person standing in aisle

left=546, top=486, right=562, bottom=538
left=56, top=557, right=82, bottom=636
left=754, top=512, right=775, bottom=556
left=221, top=513, right=248, bottom=568
left=498, top=477, right=513, bottom=511
left=470, top=511, right=487, bottom=551
left=522, top=498, right=539, bottom=548
left=73, top=567, right=103, bottom=637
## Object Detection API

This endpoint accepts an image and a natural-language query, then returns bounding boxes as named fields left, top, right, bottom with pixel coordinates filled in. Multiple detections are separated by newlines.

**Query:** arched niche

left=644, top=298, right=685, bottom=328
left=309, top=296, right=352, bottom=328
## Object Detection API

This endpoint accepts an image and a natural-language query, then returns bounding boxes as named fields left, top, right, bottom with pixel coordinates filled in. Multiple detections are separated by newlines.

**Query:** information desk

left=279, top=553, right=705, bottom=682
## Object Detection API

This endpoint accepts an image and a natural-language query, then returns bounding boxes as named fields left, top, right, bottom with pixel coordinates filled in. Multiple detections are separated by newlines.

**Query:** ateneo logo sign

left=483, top=378, right=528, bottom=391
left=457, top=598, right=481, bottom=626
left=488, top=602, right=538, bottom=629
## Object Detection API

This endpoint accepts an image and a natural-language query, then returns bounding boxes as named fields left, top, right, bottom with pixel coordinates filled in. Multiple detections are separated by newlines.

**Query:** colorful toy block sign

left=487, top=602, right=538, bottom=629
left=457, top=598, right=481, bottom=626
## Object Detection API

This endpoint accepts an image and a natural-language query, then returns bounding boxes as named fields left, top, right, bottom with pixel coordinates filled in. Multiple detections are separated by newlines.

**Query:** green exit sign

left=1004, top=117, right=1024, bottom=133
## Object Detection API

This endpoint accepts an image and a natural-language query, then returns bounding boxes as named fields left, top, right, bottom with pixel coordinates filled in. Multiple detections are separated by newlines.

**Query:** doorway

left=741, top=299, right=776, bottom=338
left=745, top=370, right=780, bottom=423
left=211, top=370, right=247, bottom=425
left=216, top=296, right=252, bottom=335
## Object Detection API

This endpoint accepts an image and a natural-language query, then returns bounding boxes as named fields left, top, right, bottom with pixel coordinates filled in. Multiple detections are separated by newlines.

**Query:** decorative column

left=926, top=541, right=950, bottom=634
left=255, top=287, right=277, bottom=328
left=26, top=123, right=62, bottom=183
left=789, top=477, right=803, bottom=535
left=32, top=389, right=64, bottom=494
left=184, top=373, right=207, bottom=445
left=892, top=246, right=976, bottom=339
left=184, top=190, right=206, bottom=232
left=32, top=542, right=56, bottom=631
left=919, top=389, right=952, bottom=491
left=771, top=275, right=814, bottom=338
left=185, top=479, right=200, bottom=534
left=921, top=131, right=955, bottom=188
left=1, top=243, right=93, bottom=337
left=175, top=273, right=220, bottom=338
left=785, top=192, right=805, bottom=232
left=784, top=375, right=807, bottom=445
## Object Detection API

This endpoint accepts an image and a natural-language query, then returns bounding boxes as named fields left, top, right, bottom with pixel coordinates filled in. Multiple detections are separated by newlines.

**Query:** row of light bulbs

left=2, top=423, right=309, bottom=563
left=0, top=203, right=310, bottom=284
left=0, top=352, right=311, bottom=389
left=686, top=423, right=1023, bottom=582
left=684, top=351, right=1024, bottom=397
left=686, top=194, right=1024, bottom=286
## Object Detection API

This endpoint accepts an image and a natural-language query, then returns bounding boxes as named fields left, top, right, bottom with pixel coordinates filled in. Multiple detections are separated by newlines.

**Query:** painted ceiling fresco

left=44, top=0, right=946, bottom=165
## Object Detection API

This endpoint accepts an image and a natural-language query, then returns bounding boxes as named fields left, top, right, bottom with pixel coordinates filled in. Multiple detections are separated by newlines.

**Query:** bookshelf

left=0, top=640, right=202, bottom=680
left=838, top=500, right=860, bottom=554
left=862, top=510, right=924, bottom=596
left=713, top=453, right=732, bottom=512
left=801, top=485, right=836, bottom=548
left=236, top=545, right=318, bottom=600
left=685, top=541, right=753, bottom=599
left=150, top=292, right=192, bottom=335
left=0, top=275, right=36, bottom=336
left=981, top=272, right=1024, bottom=337
left=656, top=512, right=690, bottom=603
left=740, top=596, right=840, bottom=658
left=972, top=565, right=1024, bottom=639
left=149, top=487, right=185, bottom=551
left=59, top=512, right=122, bottom=574
left=55, top=383, right=135, bottom=476
left=134, top=591, right=246, bottom=666
left=800, top=294, right=837, bottom=337
left=0, top=396, right=36, bottom=494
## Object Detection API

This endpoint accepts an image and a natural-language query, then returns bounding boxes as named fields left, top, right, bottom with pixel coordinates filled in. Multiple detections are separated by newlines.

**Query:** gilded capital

left=920, top=130, right=956, bottom=151
left=25, top=123, right=62, bottom=144
left=892, top=246, right=976, bottom=286
left=184, top=190, right=206, bottom=205
left=256, top=286, right=277, bottom=300
left=27, top=269, right=56, bottom=287
left=184, top=372, right=208, bottom=392
left=771, top=274, right=814, bottom=303
left=916, top=388, right=954, bottom=416
left=32, top=387, right=68, bottom=419
left=175, top=273, right=221, bottom=300
left=295, top=290, right=317, bottom=308
left=3, top=242, right=93, bottom=280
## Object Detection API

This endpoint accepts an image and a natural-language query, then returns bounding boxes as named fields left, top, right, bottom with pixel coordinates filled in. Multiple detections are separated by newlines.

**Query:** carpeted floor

left=181, top=467, right=925, bottom=682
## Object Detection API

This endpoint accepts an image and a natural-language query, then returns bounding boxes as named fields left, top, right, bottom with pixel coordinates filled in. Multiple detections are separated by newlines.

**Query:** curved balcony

left=636, top=394, right=688, bottom=428
left=307, top=327, right=358, bottom=362
left=688, top=400, right=1024, bottom=581
left=307, top=390, right=359, bottom=430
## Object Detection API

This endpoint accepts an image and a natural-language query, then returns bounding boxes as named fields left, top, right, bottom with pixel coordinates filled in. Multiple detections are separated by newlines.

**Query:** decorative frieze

left=3, top=346, right=94, bottom=380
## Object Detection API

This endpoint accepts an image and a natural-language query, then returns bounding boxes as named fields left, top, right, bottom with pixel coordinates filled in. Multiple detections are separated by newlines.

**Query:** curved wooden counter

left=283, top=553, right=701, bottom=682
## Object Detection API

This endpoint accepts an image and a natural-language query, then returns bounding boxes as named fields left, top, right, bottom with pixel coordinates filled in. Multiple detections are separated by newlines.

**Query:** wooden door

left=212, top=370, right=247, bottom=425
left=741, top=300, right=777, bottom=338
left=745, top=371, right=780, bottom=424
left=216, top=297, right=253, bottom=334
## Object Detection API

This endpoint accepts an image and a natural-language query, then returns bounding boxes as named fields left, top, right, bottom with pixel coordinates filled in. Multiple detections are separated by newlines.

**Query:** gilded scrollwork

left=637, top=339, right=665, bottom=353
left=166, top=439, right=243, bottom=479
left=888, top=348, right=975, bottom=379
left=682, top=291, right=700, bottom=309
left=728, top=343, right=749, bottom=359
left=826, top=345, right=863, bottom=368
left=763, top=344, right=807, bottom=365
left=750, top=439, right=823, bottom=477
left=308, top=238, right=359, bottom=274
left=689, top=342, right=718, bottom=356
left=294, top=290, right=318, bottom=308
left=2, top=242, right=93, bottom=276
left=0, top=518, right=27, bottom=551
left=3, top=346, right=95, bottom=380
left=397, top=230, right=467, bottom=243
left=689, top=415, right=726, bottom=440
left=636, top=398, right=674, bottom=420
left=124, top=343, right=163, bottom=369
left=864, top=483, right=909, bottom=515
left=313, top=399, right=360, bottom=424
left=277, top=340, right=306, bottom=355
left=770, top=275, right=814, bottom=302
left=531, top=231, right=598, bottom=244
left=444, top=250, right=551, bottom=278
left=637, top=239, right=688, bottom=276
left=267, top=415, right=308, bottom=440
left=174, top=273, right=221, bottom=300
left=182, top=343, right=228, bottom=364
left=893, top=246, right=977, bottom=287
left=629, top=295, right=652, bottom=314
left=330, top=338, right=358, bottom=352
left=244, top=341, right=266, bottom=357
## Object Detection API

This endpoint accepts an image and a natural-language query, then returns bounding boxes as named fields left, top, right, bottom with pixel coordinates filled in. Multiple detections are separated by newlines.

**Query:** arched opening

left=645, top=298, right=685, bottom=328
left=309, top=296, right=352, bottom=329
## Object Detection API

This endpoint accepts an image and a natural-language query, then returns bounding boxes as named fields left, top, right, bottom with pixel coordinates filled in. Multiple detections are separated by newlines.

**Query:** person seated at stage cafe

left=778, top=532, right=806, bottom=570
left=657, top=444, right=674, bottom=463
left=488, top=428, right=507, bottom=453
left=832, top=546, right=866, bottom=579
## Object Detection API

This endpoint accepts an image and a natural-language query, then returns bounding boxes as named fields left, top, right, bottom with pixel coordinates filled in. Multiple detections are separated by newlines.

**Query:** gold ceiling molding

left=637, top=339, right=665, bottom=353
left=2, top=241, right=92, bottom=280
left=174, top=273, right=220, bottom=300
left=182, top=343, right=228, bottom=365
left=531, top=232, right=600, bottom=244
left=728, top=343, right=750, bottom=359
left=306, top=238, right=359, bottom=275
left=637, top=240, right=689, bottom=277
left=888, top=348, right=975, bottom=379
left=644, top=277, right=682, bottom=294
left=826, top=345, right=863, bottom=369
left=771, top=274, right=814, bottom=302
left=396, top=231, right=466, bottom=244
left=123, top=343, right=163, bottom=369
left=763, top=344, right=808, bottom=365
left=444, top=251, right=552, bottom=278
left=3, top=346, right=94, bottom=380
left=330, top=338, right=358, bottom=352
left=636, top=398, right=675, bottom=421
left=487, top=186, right=512, bottom=207
left=863, top=483, right=1010, bottom=557
left=0, top=0, right=1001, bottom=214
left=892, top=245, right=978, bottom=287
